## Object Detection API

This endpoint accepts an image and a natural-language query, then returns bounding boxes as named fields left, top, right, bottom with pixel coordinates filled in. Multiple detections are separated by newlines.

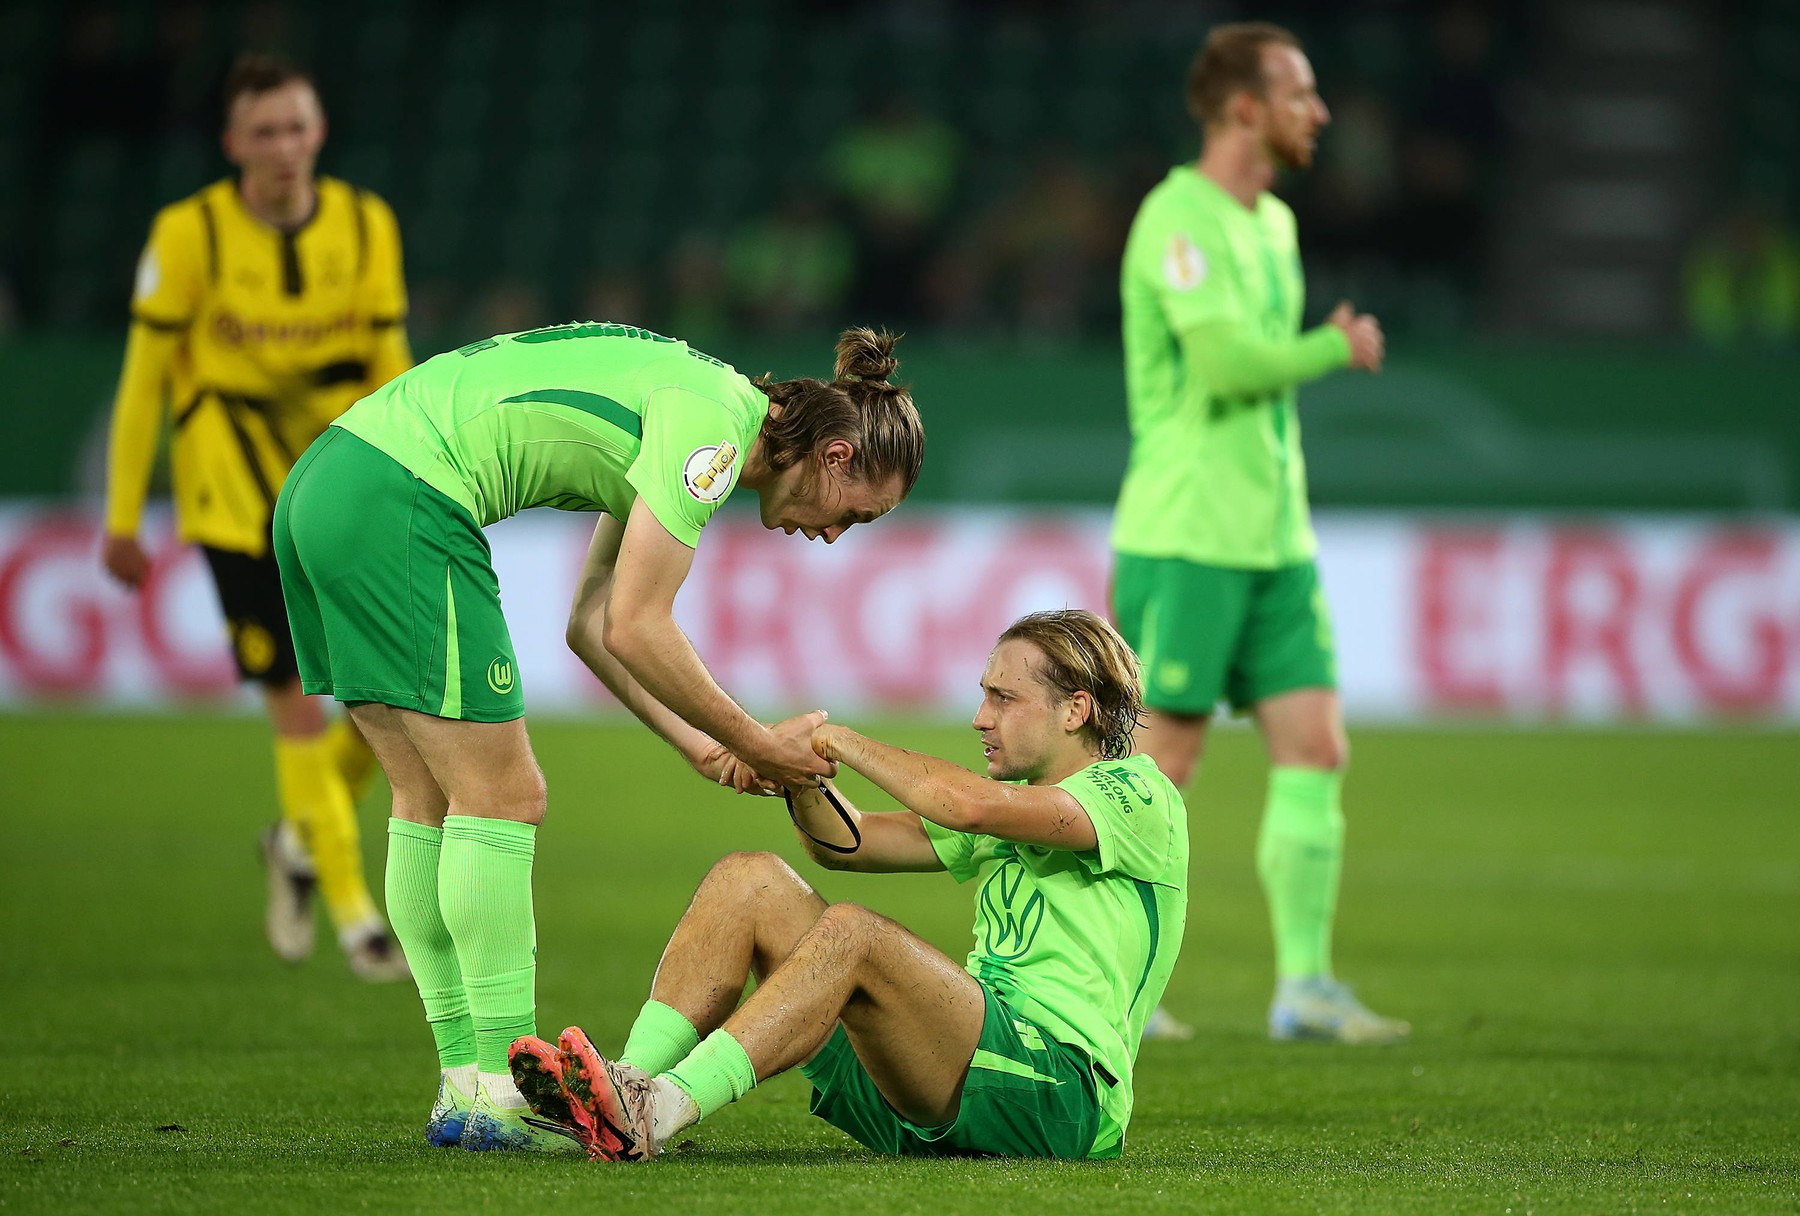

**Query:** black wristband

left=783, top=783, right=862, bottom=855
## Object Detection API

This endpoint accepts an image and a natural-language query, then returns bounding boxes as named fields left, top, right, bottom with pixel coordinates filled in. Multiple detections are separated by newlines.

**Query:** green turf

left=2, top=715, right=1796, bottom=1214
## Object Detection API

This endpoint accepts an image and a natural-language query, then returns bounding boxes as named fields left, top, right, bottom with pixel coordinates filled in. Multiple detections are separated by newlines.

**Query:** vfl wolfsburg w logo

left=487, top=657, right=515, bottom=695
left=978, top=857, right=1045, bottom=960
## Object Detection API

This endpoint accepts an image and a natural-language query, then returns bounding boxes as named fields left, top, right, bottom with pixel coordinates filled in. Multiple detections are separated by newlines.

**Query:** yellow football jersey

left=105, top=176, right=412, bottom=555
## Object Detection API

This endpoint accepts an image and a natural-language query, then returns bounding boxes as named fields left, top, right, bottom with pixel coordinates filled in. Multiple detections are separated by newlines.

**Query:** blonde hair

left=754, top=327, right=925, bottom=497
left=998, top=609, right=1145, bottom=760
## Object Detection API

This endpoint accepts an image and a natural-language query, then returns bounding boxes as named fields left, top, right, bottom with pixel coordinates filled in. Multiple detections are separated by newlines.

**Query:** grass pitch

left=1, top=715, right=1796, bottom=1214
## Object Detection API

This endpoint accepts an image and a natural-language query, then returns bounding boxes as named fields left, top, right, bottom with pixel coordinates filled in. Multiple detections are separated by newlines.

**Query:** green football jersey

left=1112, top=167, right=1348, bottom=569
left=923, top=752, right=1189, bottom=1159
left=333, top=321, right=768, bottom=545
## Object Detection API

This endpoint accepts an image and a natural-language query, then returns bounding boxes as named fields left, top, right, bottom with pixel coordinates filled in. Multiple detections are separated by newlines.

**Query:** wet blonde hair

left=998, top=609, right=1145, bottom=760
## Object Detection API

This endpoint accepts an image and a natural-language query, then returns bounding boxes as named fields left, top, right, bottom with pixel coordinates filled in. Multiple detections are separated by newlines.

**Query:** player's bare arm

left=567, top=515, right=725, bottom=771
left=786, top=781, right=944, bottom=873
left=567, top=513, right=799, bottom=793
left=812, top=724, right=1098, bottom=852
left=590, top=499, right=834, bottom=790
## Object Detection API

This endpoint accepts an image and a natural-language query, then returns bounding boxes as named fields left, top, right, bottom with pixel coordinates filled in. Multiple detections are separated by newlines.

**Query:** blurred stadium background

left=1, top=2, right=1797, bottom=1210
left=0, top=0, right=1797, bottom=721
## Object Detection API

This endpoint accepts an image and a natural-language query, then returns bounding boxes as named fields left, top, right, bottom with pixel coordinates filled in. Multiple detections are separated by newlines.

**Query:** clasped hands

left=695, top=710, right=848, bottom=796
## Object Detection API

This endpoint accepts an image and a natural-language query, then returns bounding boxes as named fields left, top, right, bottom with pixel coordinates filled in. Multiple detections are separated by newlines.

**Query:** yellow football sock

left=275, top=734, right=379, bottom=931
left=325, top=716, right=380, bottom=804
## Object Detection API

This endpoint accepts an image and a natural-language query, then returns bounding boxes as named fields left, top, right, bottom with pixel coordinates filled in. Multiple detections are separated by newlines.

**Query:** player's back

left=335, top=321, right=768, bottom=529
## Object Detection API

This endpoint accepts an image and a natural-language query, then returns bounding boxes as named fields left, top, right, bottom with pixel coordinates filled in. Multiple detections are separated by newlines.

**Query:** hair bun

left=834, top=326, right=901, bottom=383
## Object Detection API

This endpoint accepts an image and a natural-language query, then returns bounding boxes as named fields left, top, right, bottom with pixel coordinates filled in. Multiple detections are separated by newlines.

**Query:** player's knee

left=708, top=849, right=790, bottom=890
left=507, top=762, right=548, bottom=825
left=813, top=902, right=880, bottom=952
left=1160, top=750, right=1198, bottom=786
left=1295, top=731, right=1348, bottom=772
left=705, top=851, right=806, bottom=906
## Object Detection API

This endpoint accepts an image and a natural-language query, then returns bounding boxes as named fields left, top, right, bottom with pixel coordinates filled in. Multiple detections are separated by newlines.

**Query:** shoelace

left=611, top=1065, right=658, bottom=1159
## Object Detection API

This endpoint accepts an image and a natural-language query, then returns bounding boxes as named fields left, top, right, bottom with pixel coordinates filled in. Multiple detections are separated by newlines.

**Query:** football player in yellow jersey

left=101, top=53, right=412, bottom=981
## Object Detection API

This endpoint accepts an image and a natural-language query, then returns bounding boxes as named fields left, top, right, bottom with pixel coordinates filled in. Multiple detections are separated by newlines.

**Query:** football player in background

left=101, top=53, right=412, bottom=980
left=1110, top=23, right=1407, bottom=1043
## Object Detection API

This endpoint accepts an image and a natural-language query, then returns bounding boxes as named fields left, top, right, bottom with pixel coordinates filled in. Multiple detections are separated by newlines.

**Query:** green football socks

left=621, top=999, right=702, bottom=1077
left=1256, top=766, right=1346, bottom=980
left=664, top=1029, right=758, bottom=1121
left=385, top=820, right=476, bottom=1069
left=438, top=816, right=538, bottom=1075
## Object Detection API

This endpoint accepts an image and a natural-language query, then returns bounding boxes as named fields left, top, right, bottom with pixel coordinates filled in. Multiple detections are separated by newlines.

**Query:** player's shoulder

left=1127, top=170, right=1226, bottom=259
left=150, top=179, right=230, bottom=229
left=1061, top=753, right=1180, bottom=815
left=321, top=176, right=397, bottom=219
left=1137, top=169, right=1227, bottom=223
left=142, top=179, right=232, bottom=257
left=1258, top=190, right=1298, bottom=229
left=655, top=347, right=763, bottom=422
left=316, top=177, right=401, bottom=244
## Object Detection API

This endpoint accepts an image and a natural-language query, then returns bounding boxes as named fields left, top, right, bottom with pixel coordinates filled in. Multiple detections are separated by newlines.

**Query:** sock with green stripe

left=663, top=1029, right=758, bottom=1122
left=621, top=999, right=702, bottom=1077
left=438, top=816, right=538, bottom=1075
left=1256, top=766, right=1346, bottom=979
left=385, top=819, right=477, bottom=1069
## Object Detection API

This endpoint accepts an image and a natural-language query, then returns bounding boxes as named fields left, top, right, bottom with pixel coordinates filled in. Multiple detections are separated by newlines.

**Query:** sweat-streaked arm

left=814, top=725, right=1098, bottom=852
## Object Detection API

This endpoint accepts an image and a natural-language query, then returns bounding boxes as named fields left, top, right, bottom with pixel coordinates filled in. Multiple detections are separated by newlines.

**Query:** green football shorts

left=273, top=426, right=525, bottom=722
left=1112, top=553, right=1337, bottom=715
left=801, top=979, right=1100, bottom=1159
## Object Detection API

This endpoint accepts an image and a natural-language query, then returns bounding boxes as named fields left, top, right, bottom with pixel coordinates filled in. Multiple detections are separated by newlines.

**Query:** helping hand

left=693, top=743, right=781, bottom=796
left=758, top=710, right=838, bottom=789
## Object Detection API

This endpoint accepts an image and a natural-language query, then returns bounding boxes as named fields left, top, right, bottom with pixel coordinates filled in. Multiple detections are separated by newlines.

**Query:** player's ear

left=1230, top=87, right=1259, bottom=129
left=1065, top=690, right=1095, bottom=736
left=819, top=437, right=855, bottom=474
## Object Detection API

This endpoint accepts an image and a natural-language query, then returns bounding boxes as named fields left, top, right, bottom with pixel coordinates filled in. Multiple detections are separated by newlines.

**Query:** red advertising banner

left=1, top=504, right=1795, bottom=722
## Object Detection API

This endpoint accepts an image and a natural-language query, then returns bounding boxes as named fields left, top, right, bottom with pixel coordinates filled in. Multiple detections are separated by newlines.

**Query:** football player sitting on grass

left=510, top=609, right=1190, bottom=1161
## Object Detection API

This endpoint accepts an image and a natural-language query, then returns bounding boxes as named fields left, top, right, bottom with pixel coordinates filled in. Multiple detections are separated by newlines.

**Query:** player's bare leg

left=731, top=902, right=986, bottom=1117
left=1133, top=709, right=1209, bottom=1040
left=1133, top=708, right=1210, bottom=788
left=348, top=703, right=449, bottom=827
left=1253, top=687, right=1406, bottom=1044
left=366, top=708, right=572, bottom=1150
left=547, top=883, right=987, bottom=1160
left=1254, top=686, right=1346, bottom=772
left=643, top=851, right=830, bottom=1034
left=513, top=851, right=833, bottom=1153
left=347, top=703, right=487, bottom=1144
